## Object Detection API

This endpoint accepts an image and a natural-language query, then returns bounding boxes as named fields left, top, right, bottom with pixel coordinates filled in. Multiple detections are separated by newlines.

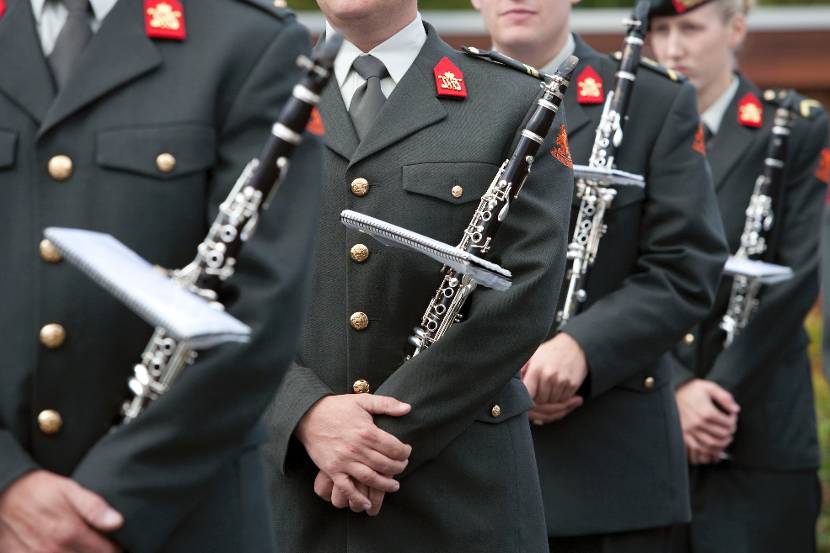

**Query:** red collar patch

left=434, top=57, right=467, bottom=100
left=576, top=66, right=604, bottom=105
left=145, top=0, right=186, bottom=41
left=0, top=0, right=6, bottom=20
left=816, top=148, right=830, bottom=188
left=692, top=123, right=706, bottom=155
left=550, top=124, right=573, bottom=169
left=737, top=92, right=763, bottom=128
left=306, top=107, right=325, bottom=137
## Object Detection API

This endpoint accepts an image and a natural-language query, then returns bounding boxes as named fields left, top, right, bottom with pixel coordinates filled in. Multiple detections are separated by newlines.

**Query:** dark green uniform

left=670, top=75, right=828, bottom=553
left=536, top=35, right=728, bottom=552
left=0, top=1, right=321, bottom=551
left=264, top=22, right=572, bottom=553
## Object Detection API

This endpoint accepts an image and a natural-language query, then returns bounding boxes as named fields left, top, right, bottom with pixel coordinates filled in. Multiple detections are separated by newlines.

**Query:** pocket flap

left=402, top=161, right=499, bottom=204
left=0, top=129, right=18, bottom=169
left=97, top=124, right=216, bottom=179
left=475, top=376, right=534, bottom=424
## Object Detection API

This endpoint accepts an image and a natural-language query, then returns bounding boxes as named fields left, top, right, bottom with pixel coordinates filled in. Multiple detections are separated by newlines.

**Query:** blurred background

left=287, top=1, right=830, bottom=549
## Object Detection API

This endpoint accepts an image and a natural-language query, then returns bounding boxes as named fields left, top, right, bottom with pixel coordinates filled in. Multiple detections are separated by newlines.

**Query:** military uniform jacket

left=264, top=23, right=572, bottom=553
left=0, top=1, right=321, bottom=551
left=671, top=74, right=829, bottom=471
left=532, top=35, right=728, bottom=537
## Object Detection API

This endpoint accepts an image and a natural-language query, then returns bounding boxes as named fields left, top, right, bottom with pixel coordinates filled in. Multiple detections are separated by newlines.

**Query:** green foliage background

left=806, top=311, right=830, bottom=552
left=288, top=0, right=830, bottom=9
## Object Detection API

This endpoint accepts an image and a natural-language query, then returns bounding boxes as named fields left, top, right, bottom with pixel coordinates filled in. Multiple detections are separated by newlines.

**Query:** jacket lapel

left=708, top=75, right=763, bottom=191
left=348, top=22, right=447, bottom=167
left=319, top=78, right=359, bottom=161
left=0, top=0, right=55, bottom=123
left=39, top=0, right=162, bottom=137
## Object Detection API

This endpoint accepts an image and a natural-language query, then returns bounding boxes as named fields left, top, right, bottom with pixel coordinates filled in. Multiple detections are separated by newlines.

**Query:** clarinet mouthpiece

left=556, top=55, right=580, bottom=79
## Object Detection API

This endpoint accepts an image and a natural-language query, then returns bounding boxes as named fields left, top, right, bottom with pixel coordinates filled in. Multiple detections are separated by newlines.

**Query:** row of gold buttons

left=46, top=153, right=177, bottom=182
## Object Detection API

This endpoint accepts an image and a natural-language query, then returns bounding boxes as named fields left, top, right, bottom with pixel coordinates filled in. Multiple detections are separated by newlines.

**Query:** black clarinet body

left=408, top=56, right=578, bottom=357
left=119, top=35, right=343, bottom=425
left=556, top=0, right=649, bottom=326
left=719, top=91, right=797, bottom=347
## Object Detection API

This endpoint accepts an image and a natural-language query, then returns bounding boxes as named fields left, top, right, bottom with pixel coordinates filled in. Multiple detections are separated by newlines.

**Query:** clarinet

left=407, top=56, right=578, bottom=357
left=719, top=91, right=796, bottom=347
left=556, top=0, right=649, bottom=327
left=119, top=35, right=342, bottom=425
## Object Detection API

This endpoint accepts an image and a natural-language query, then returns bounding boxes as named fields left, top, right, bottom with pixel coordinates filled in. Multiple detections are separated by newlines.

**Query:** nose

left=664, top=28, right=685, bottom=60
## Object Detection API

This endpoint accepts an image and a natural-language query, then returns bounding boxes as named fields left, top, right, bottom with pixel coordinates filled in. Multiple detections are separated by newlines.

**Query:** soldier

left=473, top=0, right=728, bottom=551
left=649, top=0, right=829, bottom=551
left=0, top=0, right=321, bottom=551
left=263, top=0, right=574, bottom=551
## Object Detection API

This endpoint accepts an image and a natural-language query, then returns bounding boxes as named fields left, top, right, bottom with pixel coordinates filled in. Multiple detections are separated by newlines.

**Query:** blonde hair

left=716, top=0, right=754, bottom=18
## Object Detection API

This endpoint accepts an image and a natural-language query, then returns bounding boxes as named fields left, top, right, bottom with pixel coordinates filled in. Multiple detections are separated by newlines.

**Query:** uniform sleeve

left=263, top=360, right=333, bottom=473
left=0, top=431, right=39, bottom=494
left=70, top=21, right=322, bottom=552
left=707, top=111, right=829, bottom=392
left=371, top=111, right=573, bottom=476
left=562, top=82, right=728, bottom=398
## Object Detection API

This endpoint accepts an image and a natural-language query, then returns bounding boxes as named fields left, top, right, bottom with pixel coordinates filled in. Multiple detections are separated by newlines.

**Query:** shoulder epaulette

left=237, top=0, right=294, bottom=20
left=610, top=51, right=686, bottom=83
left=461, top=46, right=546, bottom=81
left=763, top=88, right=824, bottom=120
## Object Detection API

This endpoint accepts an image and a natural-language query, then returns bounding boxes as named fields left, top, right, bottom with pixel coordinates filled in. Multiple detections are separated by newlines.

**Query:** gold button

left=350, top=244, right=369, bottom=263
left=491, top=404, right=502, bottom=418
left=39, top=239, right=62, bottom=263
left=683, top=333, right=695, bottom=345
left=39, top=323, right=67, bottom=349
left=644, top=376, right=656, bottom=390
left=48, top=155, right=73, bottom=181
left=764, top=89, right=776, bottom=102
left=451, top=185, right=464, bottom=199
left=273, top=0, right=287, bottom=6
left=350, top=177, right=369, bottom=197
left=352, top=379, right=370, bottom=394
left=350, top=312, right=369, bottom=331
left=156, top=153, right=176, bottom=173
left=37, top=409, right=63, bottom=435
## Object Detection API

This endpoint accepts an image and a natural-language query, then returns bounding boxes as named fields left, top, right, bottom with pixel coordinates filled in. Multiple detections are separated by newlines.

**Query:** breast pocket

left=96, top=124, right=216, bottom=180
left=0, top=129, right=17, bottom=170
left=401, top=161, right=500, bottom=242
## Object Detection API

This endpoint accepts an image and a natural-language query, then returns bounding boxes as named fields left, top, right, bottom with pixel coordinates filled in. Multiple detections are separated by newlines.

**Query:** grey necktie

left=48, top=0, right=93, bottom=89
left=348, top=55, right=389, bottom=140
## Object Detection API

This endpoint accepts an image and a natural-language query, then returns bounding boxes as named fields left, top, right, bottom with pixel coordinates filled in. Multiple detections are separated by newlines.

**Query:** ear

left=728, top=12, right=748, bottom=49
left=470, top=0, right=482, bottom=10
left=570, top=0, right=581, bottom=6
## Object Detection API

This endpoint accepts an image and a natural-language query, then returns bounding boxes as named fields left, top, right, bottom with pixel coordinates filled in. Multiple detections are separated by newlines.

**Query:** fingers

left=357, top=395, right=411, bottom=417
left=62, top=480, right=123, bottom=532
left=359, top=427, right=412, bottom=463
left=346, top=463, right=401, bottom=494
left=522, top=368, right=541, bottom=401
left=314, top=471, right=334, bottom=502
left=367, top=487, right=386, bottom=517
left=360, top=448, right=409, bottom=476
left=350, top=483, right=371, bottom=513
left=331, top=473, right=371, bottom=511
left=66, top=527, right=122, bottom=553
left=707, top=384, right=740, bottom=415
left=528, top=396, right=583, bottom=425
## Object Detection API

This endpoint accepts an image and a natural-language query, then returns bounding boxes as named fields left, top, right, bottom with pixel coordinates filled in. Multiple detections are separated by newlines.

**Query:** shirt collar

left=31, top=0, right=120, bottom=24
left=539, top=34, right=576, bottom=77
left=702, top=76, right=740, bottom=134
left=327, top=12, right=427, bottom=88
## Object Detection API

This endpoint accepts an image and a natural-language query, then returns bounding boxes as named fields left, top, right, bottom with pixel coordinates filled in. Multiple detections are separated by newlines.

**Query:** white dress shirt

left=540, top=33, right=576, bottom=77
left=326, top=12, right=427, bottom=110
left=702, top=76, right=740, bottom=135
left=31, top=0, right=118, bottom=56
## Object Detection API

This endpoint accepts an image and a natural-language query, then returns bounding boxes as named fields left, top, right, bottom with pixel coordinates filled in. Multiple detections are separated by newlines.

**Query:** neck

left=494, top=33, right=570, bottom=70
left=332, top=8, right=418, bottom=53
left=698, top=63, right=736, bottom=113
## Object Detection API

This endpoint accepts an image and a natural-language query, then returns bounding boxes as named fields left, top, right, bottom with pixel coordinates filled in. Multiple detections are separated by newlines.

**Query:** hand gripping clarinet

left=119, top=35, right=343, bottom=425
left=556, top=0, right=649, bottom=327
left=407, top=56, right=578, bottom=357
left=719, top=91, right=797, bottom=347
